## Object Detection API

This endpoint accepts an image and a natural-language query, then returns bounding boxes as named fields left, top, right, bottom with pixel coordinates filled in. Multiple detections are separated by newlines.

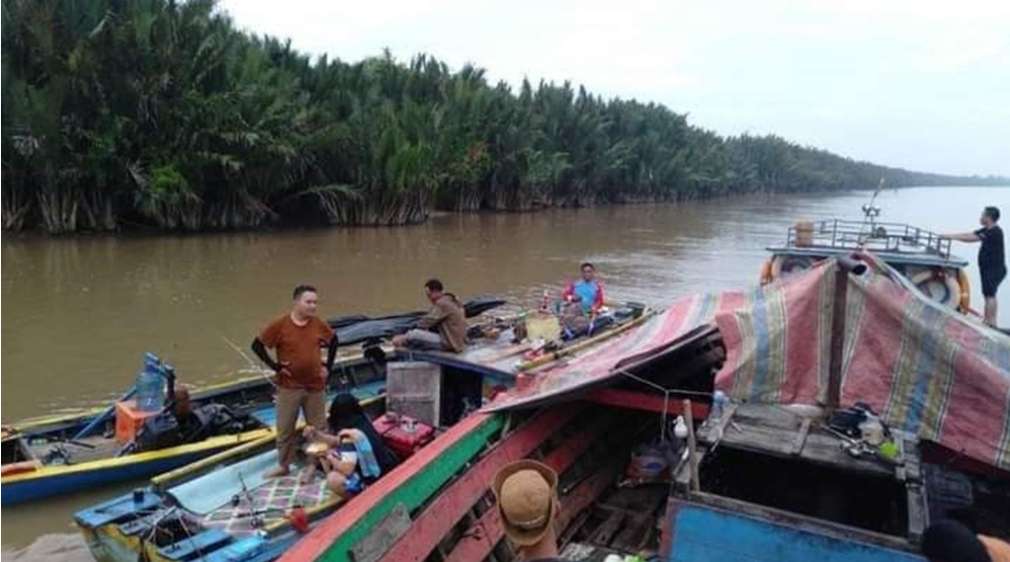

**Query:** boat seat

left=157, top=528, right=231, bottom=561
left=74, top=490, right=163, bottom=528
left=167, top=449, right=279, bottom=515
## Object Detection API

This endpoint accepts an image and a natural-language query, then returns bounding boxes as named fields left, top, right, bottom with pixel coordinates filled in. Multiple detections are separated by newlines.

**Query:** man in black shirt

left=944, top=206, right=1005, bottom=326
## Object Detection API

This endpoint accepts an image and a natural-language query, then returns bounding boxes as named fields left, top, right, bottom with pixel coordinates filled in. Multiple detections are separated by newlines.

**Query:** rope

left=614, top=367, right=714, bottom=443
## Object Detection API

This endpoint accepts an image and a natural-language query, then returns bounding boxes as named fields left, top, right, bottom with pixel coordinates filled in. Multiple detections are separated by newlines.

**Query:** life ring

left=770, top=255, right=816, bottom=279
left=956, top=269, right=971, bottom=311
left=759, top=259, right=774, bottom=285
left=908, top=267, right=960, bottom=309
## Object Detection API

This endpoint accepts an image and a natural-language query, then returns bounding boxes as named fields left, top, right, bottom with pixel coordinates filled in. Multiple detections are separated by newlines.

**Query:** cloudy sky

left=220, top=0, right=1009, bottom=177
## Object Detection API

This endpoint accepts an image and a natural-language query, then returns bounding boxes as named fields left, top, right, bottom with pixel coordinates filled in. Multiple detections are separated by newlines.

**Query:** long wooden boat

left=278, top=254, right=1010, bottom=562
left=280, top=372, right=1007, bottom=562
left=761, top=216, right=971, bottom=311
left=1, top=355, right=385, bottom=506
left=6, top=297, right=648, bottom=507
left=71, top=302, right=653, bottom=561
left=73, top=353, right=524, bottom=562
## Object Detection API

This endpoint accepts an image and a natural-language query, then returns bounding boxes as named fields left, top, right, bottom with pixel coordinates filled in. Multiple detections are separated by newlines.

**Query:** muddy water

left=2, top=186, right=1007, bottom=556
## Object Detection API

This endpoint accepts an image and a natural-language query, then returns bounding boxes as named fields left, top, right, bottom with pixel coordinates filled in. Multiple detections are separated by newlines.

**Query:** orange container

left=115, top=400, right=159, bottom=444
left=795, top=221, right=815, bottom=247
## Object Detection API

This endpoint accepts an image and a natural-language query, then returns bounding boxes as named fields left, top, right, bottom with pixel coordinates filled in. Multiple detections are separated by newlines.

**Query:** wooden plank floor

left=698, top=404, right=911, bottom=478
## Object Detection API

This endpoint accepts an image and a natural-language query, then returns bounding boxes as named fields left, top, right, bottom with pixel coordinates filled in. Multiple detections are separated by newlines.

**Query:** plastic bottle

left=711, top=390, right=728, bottom=422
left=674, top=416, right=688, bottom=439
left=354, top=436, right=382, bottom=478
left=135, top=353, right=165, bottom=412
left=540, top=290, right=550, bottom=312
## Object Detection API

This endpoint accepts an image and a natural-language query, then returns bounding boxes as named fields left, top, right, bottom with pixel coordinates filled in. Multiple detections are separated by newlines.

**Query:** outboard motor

left=134, top=412, right=183, bottom=452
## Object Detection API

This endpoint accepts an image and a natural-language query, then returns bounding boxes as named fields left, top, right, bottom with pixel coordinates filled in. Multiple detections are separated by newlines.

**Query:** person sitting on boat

left=492, top=459, right=561, bottom=561
left=562, top=262, right=605, bottom=316
left=943, top=206, right=1005, bottom=327
left=302, top=394, right=398, bottom=495
left=251, top=284, right=339, bottom=479
left=392, top=279, right=468, bottom=353
left=922, top=519, right=1010, bottom=562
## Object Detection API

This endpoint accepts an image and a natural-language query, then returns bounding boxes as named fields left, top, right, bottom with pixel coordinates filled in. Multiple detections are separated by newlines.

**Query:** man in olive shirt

left=392, top=279, right=468, bottom=352
left=945, top=206, right=1006, bottom=327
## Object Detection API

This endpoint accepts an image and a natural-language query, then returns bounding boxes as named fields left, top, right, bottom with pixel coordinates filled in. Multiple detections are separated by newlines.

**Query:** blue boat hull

left=2, top=449, right=212, bottom=505
left=664, top=502, right=923, bottom=562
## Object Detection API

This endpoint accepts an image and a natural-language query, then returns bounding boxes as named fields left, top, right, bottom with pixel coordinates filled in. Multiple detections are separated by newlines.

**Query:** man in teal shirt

left=562, top=262, right=605, bottom=315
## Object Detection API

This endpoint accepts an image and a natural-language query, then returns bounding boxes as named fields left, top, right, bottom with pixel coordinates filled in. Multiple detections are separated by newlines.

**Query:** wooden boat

left=72, top=302, right=654, bottom=561
left=73, top=355, right=533, bottom=561
left=760, top=198, right=971, bottom=312
left=1, top=355, right=386, bottom=506
left=278, top=342, right=1007, bottom=562
left=277, top=254, right=1010, bottom=562
left=6, top=297, right=647, bottom=506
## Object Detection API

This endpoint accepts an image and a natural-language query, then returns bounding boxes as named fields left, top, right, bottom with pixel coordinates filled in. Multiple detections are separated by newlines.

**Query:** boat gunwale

left=1, top=428, right=275, bottom=485
left=5, top=353, right=374, bottom=432
left=765, top=246, right=969, bottom=268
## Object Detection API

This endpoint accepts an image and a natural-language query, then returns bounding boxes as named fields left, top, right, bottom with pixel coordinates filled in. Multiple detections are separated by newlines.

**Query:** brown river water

left=2, top=185, right=1007, bottom=558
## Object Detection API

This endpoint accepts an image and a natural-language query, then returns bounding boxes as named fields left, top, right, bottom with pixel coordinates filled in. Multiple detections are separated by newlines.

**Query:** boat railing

left=783, top=219, right=952, bottom=258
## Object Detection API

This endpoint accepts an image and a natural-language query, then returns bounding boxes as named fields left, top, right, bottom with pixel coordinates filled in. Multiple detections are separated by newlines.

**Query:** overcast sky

left=220, top=0, right=1009, bottom=177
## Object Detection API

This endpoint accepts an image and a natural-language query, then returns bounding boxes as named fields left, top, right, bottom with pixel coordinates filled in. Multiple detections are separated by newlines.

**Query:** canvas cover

left=488, top=253, right=1010, bottom=471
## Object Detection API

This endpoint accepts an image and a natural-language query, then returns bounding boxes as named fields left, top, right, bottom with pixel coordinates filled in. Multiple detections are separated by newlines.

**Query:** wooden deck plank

left=702, top=405, right=894, bottom=478
left=279, top=412, right=503, bottom=562
left=378, top=405, right=585, bottom=562
left=791, top=418, right=812, bottom=456
left=442, top=413, right=613, bottom=562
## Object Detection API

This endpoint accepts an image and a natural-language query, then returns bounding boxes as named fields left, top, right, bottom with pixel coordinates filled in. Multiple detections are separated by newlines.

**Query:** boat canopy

left=487, top=252, right=1010, bottom=472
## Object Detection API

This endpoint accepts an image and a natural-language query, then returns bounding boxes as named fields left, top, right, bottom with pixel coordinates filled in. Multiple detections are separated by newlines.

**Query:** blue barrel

left=135, top=353, right=165, bottom=412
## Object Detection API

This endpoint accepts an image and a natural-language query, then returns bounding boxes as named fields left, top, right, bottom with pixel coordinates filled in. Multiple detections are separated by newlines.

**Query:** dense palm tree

left=2, top=0, right=1003, bottom=234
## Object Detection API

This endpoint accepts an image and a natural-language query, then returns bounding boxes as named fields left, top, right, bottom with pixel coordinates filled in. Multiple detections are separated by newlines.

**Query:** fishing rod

left=221, top=335, right=277, bottom=389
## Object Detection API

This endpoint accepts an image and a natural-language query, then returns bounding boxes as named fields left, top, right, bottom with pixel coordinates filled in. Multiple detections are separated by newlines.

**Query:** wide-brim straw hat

left=491, top=459, right=559, bottom=547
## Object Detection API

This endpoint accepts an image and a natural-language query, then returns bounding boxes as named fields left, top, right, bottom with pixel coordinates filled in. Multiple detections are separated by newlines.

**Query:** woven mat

left=202, top=471, right=331, bottom=535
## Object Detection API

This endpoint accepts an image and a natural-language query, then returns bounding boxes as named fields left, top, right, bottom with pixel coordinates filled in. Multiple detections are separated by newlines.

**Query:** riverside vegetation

left=3, top=0, right=1005, bottom=234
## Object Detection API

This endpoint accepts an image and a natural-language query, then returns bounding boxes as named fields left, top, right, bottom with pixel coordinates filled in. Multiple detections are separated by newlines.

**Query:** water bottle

left=672, top=415, right=688, bottom=453
left=135, top=353, right=165, bottom=412
left=354, top=436, right=382, bottom=478
left=711, top=390, right=728, bottom=422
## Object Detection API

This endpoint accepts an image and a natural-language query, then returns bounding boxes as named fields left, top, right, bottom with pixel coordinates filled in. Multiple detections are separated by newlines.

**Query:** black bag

left=135, top=412, right=183, bottom=451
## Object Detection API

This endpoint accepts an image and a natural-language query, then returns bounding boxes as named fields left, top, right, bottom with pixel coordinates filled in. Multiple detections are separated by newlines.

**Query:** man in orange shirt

left=252, top=285, right=338, bottom=478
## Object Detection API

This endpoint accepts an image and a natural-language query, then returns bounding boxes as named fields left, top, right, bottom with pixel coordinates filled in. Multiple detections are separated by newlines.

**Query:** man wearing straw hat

left=492, top=460, right=561, bottom=561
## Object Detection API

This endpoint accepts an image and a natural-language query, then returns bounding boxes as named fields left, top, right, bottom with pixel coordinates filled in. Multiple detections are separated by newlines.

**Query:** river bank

left=7, top=0, right=1007, bottom=235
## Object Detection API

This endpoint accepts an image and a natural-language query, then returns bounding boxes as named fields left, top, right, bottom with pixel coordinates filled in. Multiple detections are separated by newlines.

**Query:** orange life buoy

left=908, top=267, right=960, bottom=309
left=759, top=259, right=774, bottom=285
left=956, top=269, right=971, bottom=311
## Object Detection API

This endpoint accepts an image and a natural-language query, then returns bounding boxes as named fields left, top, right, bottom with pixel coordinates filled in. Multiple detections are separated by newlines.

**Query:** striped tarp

left=715, top=253, right=1010, bottom=470
left=490, top=252, right=1010, bottom=471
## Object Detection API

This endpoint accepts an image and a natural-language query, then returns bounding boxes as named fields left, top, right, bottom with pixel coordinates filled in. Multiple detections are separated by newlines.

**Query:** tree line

left=3, top=0, right=1005, bottom=234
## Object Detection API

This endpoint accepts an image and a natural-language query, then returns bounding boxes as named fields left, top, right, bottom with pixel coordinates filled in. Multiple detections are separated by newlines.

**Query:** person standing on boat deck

left=251, top=284, right=338, bottom=478
left=391, top=279, right=468, bottom=352
left=492, top=460, right=561, bottom=562
left=562, top=262, right=605, bottom=315
left=944, top=206, right=1005, bottom=327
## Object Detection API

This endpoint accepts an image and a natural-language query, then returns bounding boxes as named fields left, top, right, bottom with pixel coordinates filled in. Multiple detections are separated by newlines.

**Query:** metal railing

left=783, top=220, right=952, bottom=257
